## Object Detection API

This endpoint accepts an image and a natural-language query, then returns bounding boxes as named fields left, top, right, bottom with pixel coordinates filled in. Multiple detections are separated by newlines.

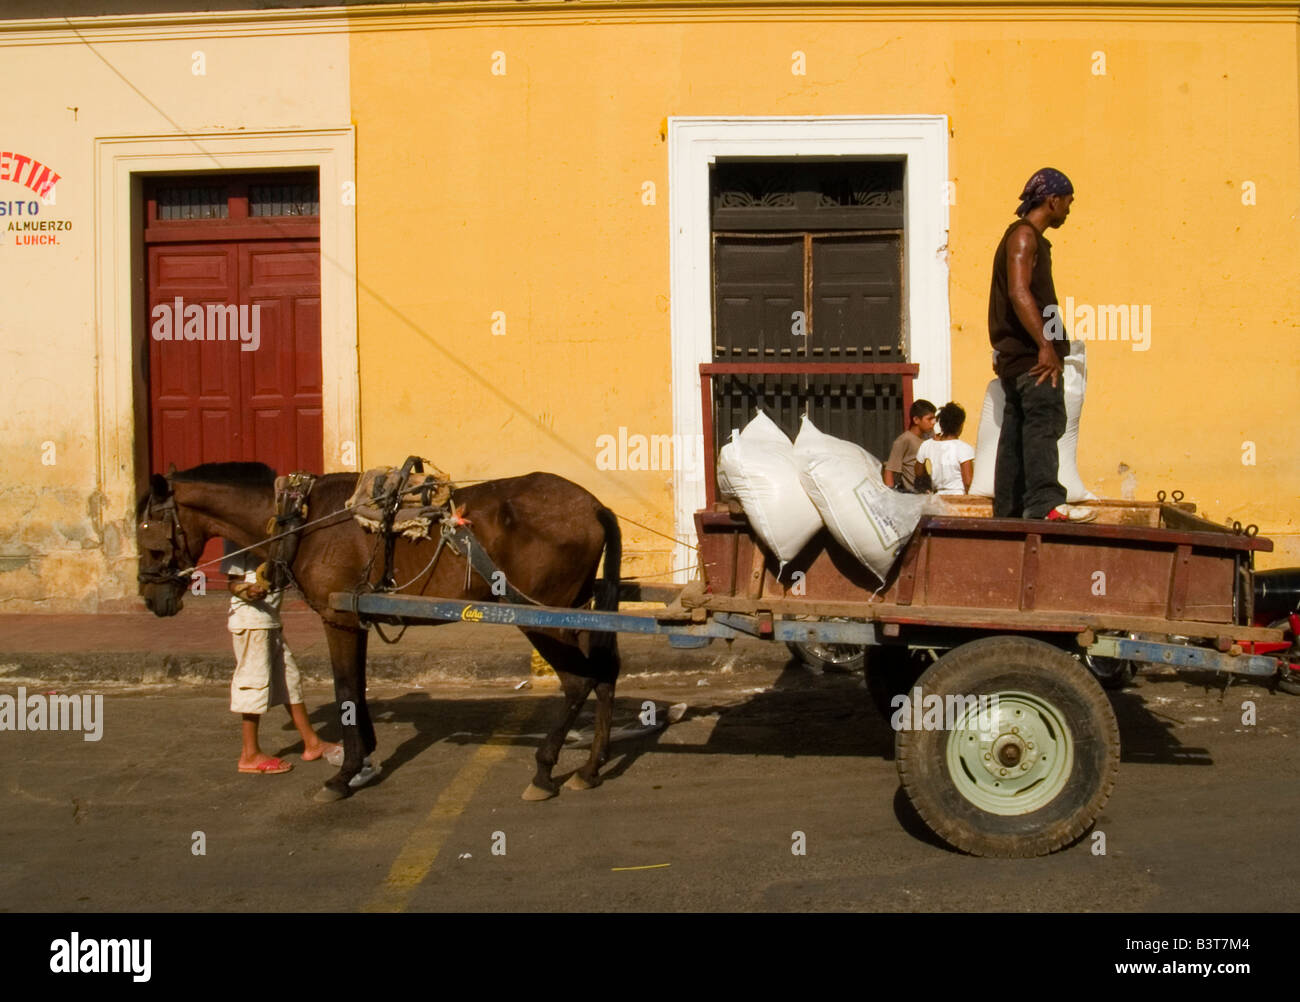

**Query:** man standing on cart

left=987, top=167, right=1096, bottom=523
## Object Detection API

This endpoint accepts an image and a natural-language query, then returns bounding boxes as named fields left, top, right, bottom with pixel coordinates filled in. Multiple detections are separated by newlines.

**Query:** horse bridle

left=137, top=493, right=196, bottom=586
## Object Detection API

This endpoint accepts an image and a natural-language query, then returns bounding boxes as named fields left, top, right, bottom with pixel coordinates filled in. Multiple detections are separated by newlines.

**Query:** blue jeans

left=994, top=371, right=1067, bottom=519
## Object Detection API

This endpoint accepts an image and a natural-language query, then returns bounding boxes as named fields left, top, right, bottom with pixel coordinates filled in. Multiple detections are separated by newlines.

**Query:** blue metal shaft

left=332, top=592, right=735, bottom=638
left=331, top=592, right=1281, bottom=680
left=1088, top=635, right=1281, bottom=678
left=328, top=592, right=878, bottom=645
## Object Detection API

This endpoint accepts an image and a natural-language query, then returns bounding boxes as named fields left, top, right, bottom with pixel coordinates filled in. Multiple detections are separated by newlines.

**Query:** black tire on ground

left=865, top=645, right=932, bottom=720
left=1082, top=652, right=1137, bottom=690
left=895, top=635, right=1120, bottom=858
left=1267, top=619, right=1300, bottom=695
left=786, top=640, right=866, bottom=673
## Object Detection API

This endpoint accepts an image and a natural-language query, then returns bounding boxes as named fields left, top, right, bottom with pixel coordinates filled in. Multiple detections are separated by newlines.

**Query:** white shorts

left=230, top=628, right=302, bottom=715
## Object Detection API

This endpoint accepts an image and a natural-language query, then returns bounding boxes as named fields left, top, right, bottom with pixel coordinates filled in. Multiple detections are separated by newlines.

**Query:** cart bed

left=695, top=499, right=1281, bottom=643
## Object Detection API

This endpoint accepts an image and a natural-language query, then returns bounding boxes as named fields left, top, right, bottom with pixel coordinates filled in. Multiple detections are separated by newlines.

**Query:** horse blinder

left=137, top=495, right=195, bottom=586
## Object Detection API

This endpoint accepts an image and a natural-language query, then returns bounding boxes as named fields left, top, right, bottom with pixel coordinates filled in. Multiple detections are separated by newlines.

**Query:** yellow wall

left=348, top=5, right=1300, bottom=573
left=2, top=3, right=1297, bottom=611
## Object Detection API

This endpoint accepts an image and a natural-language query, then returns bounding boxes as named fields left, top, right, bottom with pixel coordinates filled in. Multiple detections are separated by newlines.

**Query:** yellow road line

left=611, top=863, right=671, bottom=872
left=362, top=699, right=539, bottom=913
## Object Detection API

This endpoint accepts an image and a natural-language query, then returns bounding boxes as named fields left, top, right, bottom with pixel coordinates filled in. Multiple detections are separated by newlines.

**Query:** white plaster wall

left=0, top=15, right=352, bottom=610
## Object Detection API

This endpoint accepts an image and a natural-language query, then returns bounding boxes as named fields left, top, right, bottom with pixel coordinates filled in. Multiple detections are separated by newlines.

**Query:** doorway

left=142, top=172, right=322, bottom=583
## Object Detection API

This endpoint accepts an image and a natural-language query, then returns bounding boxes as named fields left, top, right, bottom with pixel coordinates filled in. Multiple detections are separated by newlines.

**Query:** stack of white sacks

left=717, top=411, right=931, bottom=584
left=970, top=340, right=1096, bottom=502
left=717, top=345, right=1093, bottom=583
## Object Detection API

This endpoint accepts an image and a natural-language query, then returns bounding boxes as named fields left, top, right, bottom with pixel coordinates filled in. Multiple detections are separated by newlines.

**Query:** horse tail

left=594, top=504, right=621, bottom=618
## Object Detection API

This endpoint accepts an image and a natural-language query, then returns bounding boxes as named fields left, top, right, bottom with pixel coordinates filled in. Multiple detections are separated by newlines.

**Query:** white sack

left=970, top=340, right=1097, bottom=502
left=969, top=375, right=1002, bottom=498
left=716, top=411, right=822, bottom=571
left=792, top=416, right=925, bottom=583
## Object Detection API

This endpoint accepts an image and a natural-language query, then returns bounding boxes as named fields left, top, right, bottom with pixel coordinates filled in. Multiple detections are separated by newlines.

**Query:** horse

left=136, top=462, right=622, bottom=803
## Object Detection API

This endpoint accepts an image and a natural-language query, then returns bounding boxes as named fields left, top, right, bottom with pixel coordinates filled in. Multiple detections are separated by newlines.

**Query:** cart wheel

left=865, top=645, right=933, bottom=720
left=1081, top=651, right=1136, bottom=690
left=896, top=635, right=1119, bottom=858
left=786, top=640, right=866, bottom=674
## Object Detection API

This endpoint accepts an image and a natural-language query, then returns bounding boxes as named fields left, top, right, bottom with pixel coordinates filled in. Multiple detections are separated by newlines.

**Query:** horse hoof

left=313, top=784, right=350, bottom=804
left=563, top=773, right=598, bottom=791
left=521, top=782, right=556, bottom=802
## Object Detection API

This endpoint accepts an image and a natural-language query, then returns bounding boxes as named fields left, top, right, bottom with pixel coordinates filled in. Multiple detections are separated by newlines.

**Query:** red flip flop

left=238, top=757, right=292, bottom=775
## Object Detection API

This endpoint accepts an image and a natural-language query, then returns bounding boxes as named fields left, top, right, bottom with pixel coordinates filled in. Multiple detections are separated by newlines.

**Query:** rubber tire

left=1267, top=619, right=1300, bottom=696
left=1082, top=652, right=1137, bottom=691
left=896, top=635, right=1120, bottom=858
left=865, top=645, right=932, bottom=721
left=786, top=640, right=866, bottom=674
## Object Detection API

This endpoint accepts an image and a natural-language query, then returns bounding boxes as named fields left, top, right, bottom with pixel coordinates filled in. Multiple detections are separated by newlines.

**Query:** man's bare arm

left=1007, top=228, right=1044, bottom=342
left=1006, top=227, right=1063, bottom=387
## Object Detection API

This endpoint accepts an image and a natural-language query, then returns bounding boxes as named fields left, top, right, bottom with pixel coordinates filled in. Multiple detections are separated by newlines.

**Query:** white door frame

left=667, top=115, right=950, bottom=578
left=93, top=128, right=358, bottom=527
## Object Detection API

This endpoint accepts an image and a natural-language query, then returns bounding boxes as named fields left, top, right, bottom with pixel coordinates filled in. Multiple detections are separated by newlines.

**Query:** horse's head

left=136, top=473, right=203, bottom=617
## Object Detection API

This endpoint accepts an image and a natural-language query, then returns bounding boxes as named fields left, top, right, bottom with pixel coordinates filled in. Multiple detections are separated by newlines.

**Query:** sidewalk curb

left=0, top=639, right=791, bottom=686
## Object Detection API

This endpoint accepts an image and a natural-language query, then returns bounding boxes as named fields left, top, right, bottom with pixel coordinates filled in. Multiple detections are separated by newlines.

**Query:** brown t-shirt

left=885, top=429, right=926, bottom=490
left=988, top=218, right=1069, bottom=379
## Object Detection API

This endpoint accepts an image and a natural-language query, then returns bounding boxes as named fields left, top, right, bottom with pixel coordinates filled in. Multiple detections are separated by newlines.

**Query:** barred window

left=156, top=186, right=228, bottom=220
left=250, top=183, right=319, bottom=217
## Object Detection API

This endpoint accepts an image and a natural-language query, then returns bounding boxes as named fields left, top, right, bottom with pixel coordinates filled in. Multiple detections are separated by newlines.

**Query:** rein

left=142, top=462, right=559, bottom=637
left=139, top=491, right=356, bottom=585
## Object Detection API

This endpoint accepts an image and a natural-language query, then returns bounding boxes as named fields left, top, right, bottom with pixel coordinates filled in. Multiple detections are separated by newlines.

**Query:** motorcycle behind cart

left=332, top=491, right=1300, bottom=858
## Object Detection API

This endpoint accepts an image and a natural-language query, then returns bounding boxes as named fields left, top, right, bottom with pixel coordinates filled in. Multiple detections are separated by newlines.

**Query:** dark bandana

left=1016, top=168, right=1074, bottom=217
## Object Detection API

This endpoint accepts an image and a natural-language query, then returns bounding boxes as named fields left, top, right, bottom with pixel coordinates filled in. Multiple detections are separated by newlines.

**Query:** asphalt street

left=2, top=656, right=1298, bottom=913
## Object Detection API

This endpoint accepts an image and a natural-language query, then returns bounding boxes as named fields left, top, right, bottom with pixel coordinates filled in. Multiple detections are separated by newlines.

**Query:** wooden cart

left=332, top=495, right=1297, bottom=858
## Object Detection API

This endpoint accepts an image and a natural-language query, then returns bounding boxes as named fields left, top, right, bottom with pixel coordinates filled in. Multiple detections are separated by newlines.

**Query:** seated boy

left=883, top=399, right=937, bottom=492
left=916, top=401, right=976, bottom=495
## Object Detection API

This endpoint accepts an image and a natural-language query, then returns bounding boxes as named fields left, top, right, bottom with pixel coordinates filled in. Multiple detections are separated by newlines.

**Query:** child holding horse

left=222, top=540, right=342, bottom=775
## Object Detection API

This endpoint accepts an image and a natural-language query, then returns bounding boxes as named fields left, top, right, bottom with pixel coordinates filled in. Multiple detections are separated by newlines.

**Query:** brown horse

left=136, top=462, right=622, bottom=803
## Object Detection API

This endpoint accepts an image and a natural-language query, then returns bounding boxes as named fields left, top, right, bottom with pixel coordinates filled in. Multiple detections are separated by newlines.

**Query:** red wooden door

left=240, top=241, right=323, bottom=475
left=144, top=176, right=322, bottom=586
left=148, top=244, right=244, bottom=472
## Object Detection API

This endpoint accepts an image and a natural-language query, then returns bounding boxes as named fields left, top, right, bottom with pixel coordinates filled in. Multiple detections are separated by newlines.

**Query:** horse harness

left=137, top=493, right=195, bottom=586
left=268, top=456, right=535, bottom=615
left=431, top=516, right=536, bottom=605
left=365, top=456, right=536, bottom=604
left=261, top=471, right=318, bottom=592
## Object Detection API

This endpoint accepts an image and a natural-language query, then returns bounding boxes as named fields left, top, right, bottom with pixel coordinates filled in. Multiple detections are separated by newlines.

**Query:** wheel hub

left=808, top=642, right=864, bottom=664
left=947, top=692, right=1074, bottom=816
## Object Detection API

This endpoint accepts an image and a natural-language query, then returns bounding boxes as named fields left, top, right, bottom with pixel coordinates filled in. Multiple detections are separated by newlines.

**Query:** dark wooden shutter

left=709, top=160, right=906, bottom=459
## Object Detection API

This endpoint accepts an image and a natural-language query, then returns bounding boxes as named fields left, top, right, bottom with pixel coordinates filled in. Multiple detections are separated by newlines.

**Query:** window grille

left=156, top=186, right=228, bottom=220
left=250, top=183, right=319, bottom=217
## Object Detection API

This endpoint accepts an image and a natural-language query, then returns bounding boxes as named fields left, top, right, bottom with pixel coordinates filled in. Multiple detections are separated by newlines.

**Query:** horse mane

left=170, top=462, right=277, bottom=488
left=136, top=462, right=278, bottom=517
